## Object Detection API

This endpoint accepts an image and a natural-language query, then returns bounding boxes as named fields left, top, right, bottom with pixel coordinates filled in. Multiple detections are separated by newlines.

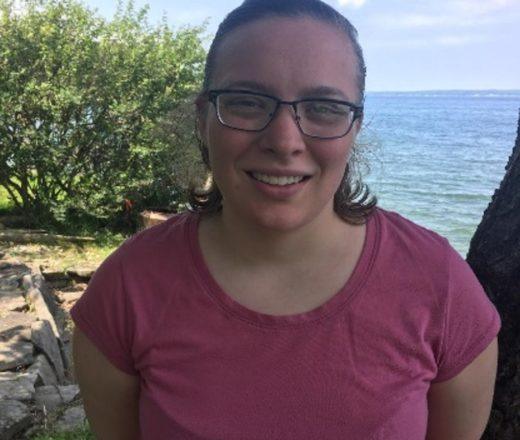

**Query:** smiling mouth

left=248, top=172, right=311, bottom=186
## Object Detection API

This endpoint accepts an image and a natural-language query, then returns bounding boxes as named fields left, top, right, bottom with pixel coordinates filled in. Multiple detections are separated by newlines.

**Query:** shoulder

left=373, top=207, right=452, bottom=264
left=109, top=211, right=196, bottom=268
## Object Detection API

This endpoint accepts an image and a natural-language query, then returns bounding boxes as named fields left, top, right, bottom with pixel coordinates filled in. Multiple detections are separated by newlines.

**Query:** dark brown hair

left=189, top=0, right=377, bottom=224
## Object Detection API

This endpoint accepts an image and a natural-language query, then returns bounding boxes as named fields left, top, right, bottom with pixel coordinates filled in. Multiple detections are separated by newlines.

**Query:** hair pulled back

left=189, top=0, right=377, bottom=224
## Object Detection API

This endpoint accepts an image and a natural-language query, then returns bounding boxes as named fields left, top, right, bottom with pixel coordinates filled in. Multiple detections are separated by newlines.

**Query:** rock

left=27, top=354, right=58, bottom=386
left=0, top=400, right=31, bottom=440
left=140, top=210, right=174, bottom=229
left=26, top=289, right=60, bottom=338
left=34, top=384, right=80, bottom=412
left=0, top=262, right=30, bottom=278
left=0, top=372, right=37, bottom=401
left=66, top=268, right=95, bottom=283
left=21, top=274, right=33, bottom=291
left=40, top=267, right=70, bottom=283
left=0, top=337, right=33, bottom=372
left=0, top=275, right=18, bottom=291
left=0, top=288, right=27, bottom=312
left=58, top=290, right=83, bottom=306
left=0, top=311, right=35, bottom=341
left=31, top=320, right=65, bottom=383
left=54, top=405, right=87, bottom=432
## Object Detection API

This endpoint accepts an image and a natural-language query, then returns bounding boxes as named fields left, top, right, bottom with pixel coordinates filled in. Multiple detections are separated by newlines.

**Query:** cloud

left=338, top=0, right=367, bottom=8
left=452, top=0, right=519, bottom=16
left=367, top=34, right=488, bottom=49
left=371, top=13, right=495, bottom=30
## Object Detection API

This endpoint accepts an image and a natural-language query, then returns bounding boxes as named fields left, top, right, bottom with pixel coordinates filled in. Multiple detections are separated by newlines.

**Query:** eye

left=304, top=101, right=348, bottom=115
left=221, top=95, right=268, bottom=111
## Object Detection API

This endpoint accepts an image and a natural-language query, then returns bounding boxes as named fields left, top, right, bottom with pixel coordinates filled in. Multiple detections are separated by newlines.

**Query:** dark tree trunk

left=466, top=109, right=520, bottom=439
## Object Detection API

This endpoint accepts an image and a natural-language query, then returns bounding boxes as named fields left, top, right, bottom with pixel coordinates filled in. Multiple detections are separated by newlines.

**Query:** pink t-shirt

left=70, top=208, right=501, bottom=439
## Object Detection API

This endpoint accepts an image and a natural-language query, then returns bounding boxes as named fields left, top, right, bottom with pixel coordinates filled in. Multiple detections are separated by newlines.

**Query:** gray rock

left=0, top=275, right=18, bottom=291
left=0, top=337, right=33, bottom=372
left=54, top=405, right=87, bottom=432
left=26, top=289, right=60, bottom=338
left=27, top=354, right=58, bottom=386
left=31, top=320, right=65, bottom=383
left=40, top=268, right=69, bottom=283
left=66, top=268, right=95, bottom=283
left=0, top=262, right=30, bottom=278
left=0, top=311, right=35, bottom=341
left=34, top=384, right=80, bottom=412
left=0, top=288, right=26, bottom=312
left=21, top=274, right=33, bottom=291
left=0, top=372, right=37, bottom=401
left=0, top=400, right=31, bottom=440
left=58, top=290, right=83, bottom=306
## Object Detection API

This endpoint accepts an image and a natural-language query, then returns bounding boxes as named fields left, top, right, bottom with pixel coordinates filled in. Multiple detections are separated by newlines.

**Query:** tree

left=467, top=110, right=520, bottom=439
left=0, top=0, right=205, bottom=229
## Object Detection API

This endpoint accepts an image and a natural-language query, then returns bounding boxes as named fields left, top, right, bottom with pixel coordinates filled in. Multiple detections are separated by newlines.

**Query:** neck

left=203, top=204, right=351, bottom=268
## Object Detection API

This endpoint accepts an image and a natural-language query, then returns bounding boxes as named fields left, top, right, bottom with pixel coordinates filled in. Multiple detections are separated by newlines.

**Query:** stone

left=140, top=210, right=173, bottom=229
left=0, top=262, right=30, bottom=278
left=0, top=288, right=26, bottom=312
left=0, top=400, right=31, bottom=440
left=40, top=267, right=70, bottom=283
left=21, top=274, right=33, bottom=291
left=0, top=275, right=18, bottom=291
left=0, top=311, right=35, bottom=341
left=26, top=289, right=60, bottom=338
left=66, top=268, right=95, bottom=283
left=0, top=337, right=33, bottom=372
left=0, top=372, right=37, bottom=401
left=27, top=354, right=58, bottom=386
left=54, top=405, right=87, bottom=432
left=58, top=290, right=83, bottom=306
left=34, top=384, right=80, bottom=412
left=31, top=320, right=65, bottom=383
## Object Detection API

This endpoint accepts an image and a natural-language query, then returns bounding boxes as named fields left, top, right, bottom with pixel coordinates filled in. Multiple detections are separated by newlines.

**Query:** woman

left=71, top=1, right=501, bottom=439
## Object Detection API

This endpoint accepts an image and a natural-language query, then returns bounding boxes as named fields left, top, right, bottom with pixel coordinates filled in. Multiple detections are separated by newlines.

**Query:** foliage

left=30, top=422, right=93, bottom=439
left=0, top=0, right=206, bottom=230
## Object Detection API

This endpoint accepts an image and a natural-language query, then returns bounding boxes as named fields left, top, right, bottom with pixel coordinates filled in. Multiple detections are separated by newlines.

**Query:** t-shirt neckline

left=187, top=210, right=380, bottom=329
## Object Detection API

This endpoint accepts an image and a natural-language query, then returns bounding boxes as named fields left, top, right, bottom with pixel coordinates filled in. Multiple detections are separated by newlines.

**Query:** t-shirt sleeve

left=70, top=247, right=138, bottom=376
left=432, top=245, right=501, bottom=383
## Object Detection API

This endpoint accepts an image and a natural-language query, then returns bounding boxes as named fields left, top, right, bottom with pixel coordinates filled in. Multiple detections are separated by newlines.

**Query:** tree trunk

left=466, top=109, right=520, bottom=439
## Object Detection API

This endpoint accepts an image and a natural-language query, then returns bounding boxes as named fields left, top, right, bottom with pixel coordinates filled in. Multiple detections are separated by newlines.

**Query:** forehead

left=211, top=17, right=359, bottom=101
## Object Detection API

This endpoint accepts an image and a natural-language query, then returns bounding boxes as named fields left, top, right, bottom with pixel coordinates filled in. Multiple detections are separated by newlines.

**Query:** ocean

left=359, top=90, right=520, bottom=256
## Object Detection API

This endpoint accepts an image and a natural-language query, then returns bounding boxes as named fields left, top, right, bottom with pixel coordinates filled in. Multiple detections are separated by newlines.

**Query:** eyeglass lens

left=216, top=93, right=355, bottom=138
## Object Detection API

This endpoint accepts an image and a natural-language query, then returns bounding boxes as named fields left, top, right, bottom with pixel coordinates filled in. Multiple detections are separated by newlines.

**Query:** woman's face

left=199, top=17, right=361, bottom=232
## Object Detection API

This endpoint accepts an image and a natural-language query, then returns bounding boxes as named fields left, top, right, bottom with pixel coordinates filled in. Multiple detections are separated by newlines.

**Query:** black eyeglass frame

left=207, top=89, right=364, bottom=140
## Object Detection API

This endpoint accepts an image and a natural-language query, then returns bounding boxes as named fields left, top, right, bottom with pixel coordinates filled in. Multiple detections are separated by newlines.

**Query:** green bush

left=0, top=0, right=206, bottom=231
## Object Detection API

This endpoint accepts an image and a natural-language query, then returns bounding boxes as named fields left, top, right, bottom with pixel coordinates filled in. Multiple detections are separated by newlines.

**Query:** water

left=359, top=90, right=520, bottom=256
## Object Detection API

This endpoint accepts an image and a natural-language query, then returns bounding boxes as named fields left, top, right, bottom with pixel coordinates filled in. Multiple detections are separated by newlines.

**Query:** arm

left=73, top=326, right=140, bottom=440
left=426, top=337, right=498, bottom=440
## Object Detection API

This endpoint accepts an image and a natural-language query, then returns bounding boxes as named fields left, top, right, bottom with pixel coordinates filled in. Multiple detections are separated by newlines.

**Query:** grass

left=30, top=423, right=94, bottom=439
left=1, top=231, right=125, bottom=271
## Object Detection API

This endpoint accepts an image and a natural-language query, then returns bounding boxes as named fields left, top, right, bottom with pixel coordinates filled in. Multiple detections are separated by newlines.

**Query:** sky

left=80, top=0, right=520, bottom=92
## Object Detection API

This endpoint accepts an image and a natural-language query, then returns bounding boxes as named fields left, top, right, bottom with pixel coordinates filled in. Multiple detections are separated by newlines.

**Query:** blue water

left=359, top=90, right=520, bottom=256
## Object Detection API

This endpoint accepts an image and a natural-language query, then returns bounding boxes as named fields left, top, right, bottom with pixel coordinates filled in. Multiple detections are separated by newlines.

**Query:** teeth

left=251, top=173, right=305, bottom=186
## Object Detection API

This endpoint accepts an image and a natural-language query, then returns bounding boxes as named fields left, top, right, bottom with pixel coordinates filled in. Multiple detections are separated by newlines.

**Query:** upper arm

left=426, top=337, right=498, bottom=440
left=73, top=326, right=141, bottom=440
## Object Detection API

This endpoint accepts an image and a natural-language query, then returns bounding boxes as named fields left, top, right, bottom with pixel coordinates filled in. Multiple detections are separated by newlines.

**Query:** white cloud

left=367, top=33, right=488, bottom=49
left=371, top=13, right=496, bottom=29
left=452, top=0, right=519, bottom=16
left=338, top=0, right=367, bottom=8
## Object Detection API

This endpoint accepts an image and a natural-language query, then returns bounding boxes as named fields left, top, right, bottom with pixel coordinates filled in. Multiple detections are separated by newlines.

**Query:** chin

left=242, top=204, right=323, bottom=233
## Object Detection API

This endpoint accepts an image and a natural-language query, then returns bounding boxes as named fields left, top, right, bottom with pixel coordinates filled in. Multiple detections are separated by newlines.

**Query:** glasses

left=207, top=89, right=363, bottom=140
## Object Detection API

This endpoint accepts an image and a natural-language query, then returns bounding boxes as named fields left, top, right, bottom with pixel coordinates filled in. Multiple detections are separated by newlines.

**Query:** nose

left=260, top=103, right=306, bottom=158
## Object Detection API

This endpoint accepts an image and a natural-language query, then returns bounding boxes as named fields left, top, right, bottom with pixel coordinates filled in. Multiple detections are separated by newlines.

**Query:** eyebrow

left=219, top=81, right=351, bottom=101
